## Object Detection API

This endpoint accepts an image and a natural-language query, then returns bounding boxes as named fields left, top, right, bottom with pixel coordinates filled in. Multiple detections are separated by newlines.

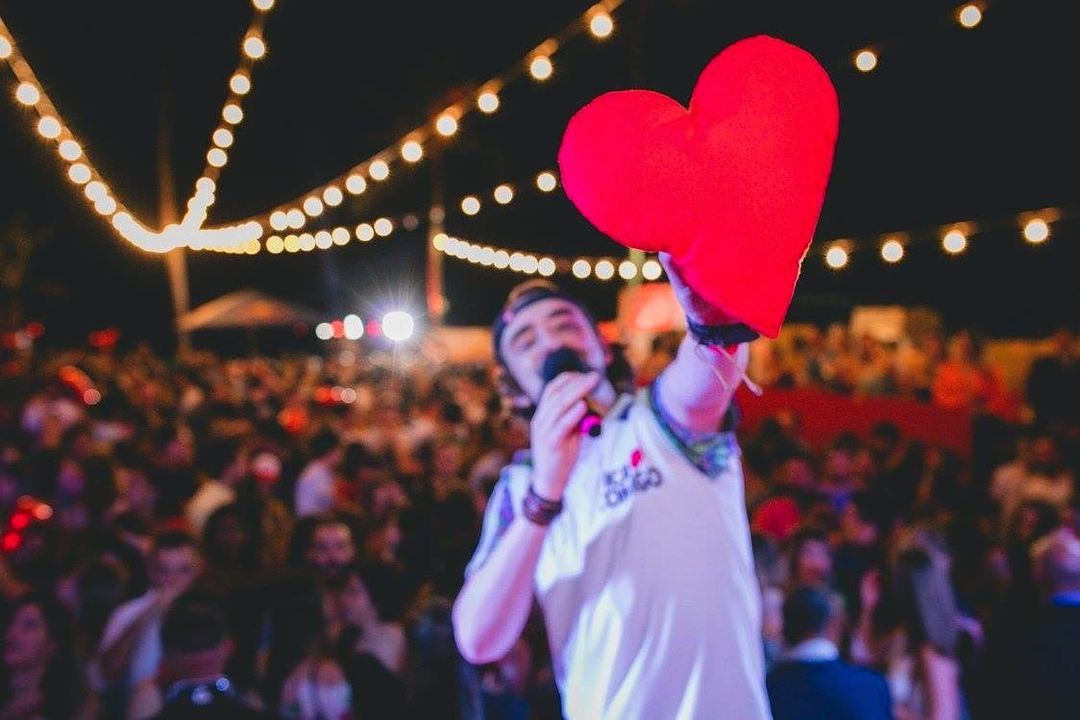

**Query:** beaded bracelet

left=523, top=485, right=563, bottom=526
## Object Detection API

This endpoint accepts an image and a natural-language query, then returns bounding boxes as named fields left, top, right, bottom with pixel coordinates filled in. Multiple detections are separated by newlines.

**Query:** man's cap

left=491, top=279, right=596, bottom=365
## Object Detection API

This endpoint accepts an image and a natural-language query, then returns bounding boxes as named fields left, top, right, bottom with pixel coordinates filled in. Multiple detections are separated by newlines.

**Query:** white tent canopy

left=179, top=289, right=321, bottom=331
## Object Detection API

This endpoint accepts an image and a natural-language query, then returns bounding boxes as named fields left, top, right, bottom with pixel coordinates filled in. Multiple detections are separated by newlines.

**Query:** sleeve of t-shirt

left=463, top=466, right=527, bottom=579
left=294, top=469, right=332, bottom=517
left=128, top=618, right=163, bottom=685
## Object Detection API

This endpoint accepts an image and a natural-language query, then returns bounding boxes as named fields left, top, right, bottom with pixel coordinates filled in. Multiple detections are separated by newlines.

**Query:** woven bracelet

left=523, top=485, right=563, bottom=526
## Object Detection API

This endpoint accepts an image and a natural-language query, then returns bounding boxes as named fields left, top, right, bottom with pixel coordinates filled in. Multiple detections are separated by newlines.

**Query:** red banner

left=736, top=387, right=973, bottom=459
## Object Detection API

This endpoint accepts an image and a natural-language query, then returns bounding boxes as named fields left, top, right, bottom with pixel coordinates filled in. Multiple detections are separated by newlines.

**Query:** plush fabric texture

left=558, top=35, right=839, bottom=338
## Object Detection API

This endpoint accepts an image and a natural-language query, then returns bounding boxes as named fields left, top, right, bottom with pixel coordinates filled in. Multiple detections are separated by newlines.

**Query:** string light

left=957, top=3, right=983, bottom=28
left=855, top=49, right=878, bottom=73
left=15, top=81, right=39, bottom=105
left=243, top=35, right=266, bottom=60
left=57, top=139, right=81, bottom=161
left=1023, top=218, right=1049, bottom=243
left=213, top=128, right=234, bottom=148
left=222, top=104, right=244, bottom=124
left=198, top=2, right=626, bottom=236
left=345, top=174, right=367, bottom=195
left=572, top=260, right=592, bottom=279
left=373, top=218, right=393, bottom=236
left=369, top=160, right=390, bottom=181
left=536, top=171, right=558, bottom=192
left=67, top=163, right=91, bottom=184
left=529, top=55, right=554, bottom=80
left=825, top=244, right=849, bottom=269
left=461, top=196, right=481, bottom=215
left=881, top=238, right=905, bottom=263
left=94, top=196, right=117, bottom=215
left=618, top=260, right=637, bottom=279
left=595, top=260, right=615, bottom=280
left=36, top=116, right=61, bottom=139
left=401, top=140, right=423, bottom=162
left=942, top=229, right=968, bottom=254
left=207, top=148, right=228, bottom=167
left=588, top=8, right=614, bottom=39
left=493, top=184, right=514, bottom=204
left=302, top=197, right=324, bottom=217
left=435, top=113, right=459, bottom=136
left=641, top=259, right=663, bottom=280
left=84, top=181, right=107, bottom=203
left=355, top=223, right=375, bottom=242
left=169, top=4, right=278, bottom=249
left=323, top=186, right=344, bottom=206
left=230, top=73, right=252, bottom=94
left=477, top=90, right=500, bottom=113
left=0, top=2, right=1060, bottom=265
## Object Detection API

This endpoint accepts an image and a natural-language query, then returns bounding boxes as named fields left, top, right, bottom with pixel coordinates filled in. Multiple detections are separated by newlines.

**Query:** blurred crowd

left=733, top=325, right=1078, bottom=425
left=0, top=323, right=1075, bottom=719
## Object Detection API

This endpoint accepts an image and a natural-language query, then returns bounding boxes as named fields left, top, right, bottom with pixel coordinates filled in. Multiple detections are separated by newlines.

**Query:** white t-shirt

left=295, top=460, right=336, bottom=517
left=185, top=480, right=236, bottom=535
left=89, top=590, right=163, bottom=690
left=466, top=391, right=771, bottom=720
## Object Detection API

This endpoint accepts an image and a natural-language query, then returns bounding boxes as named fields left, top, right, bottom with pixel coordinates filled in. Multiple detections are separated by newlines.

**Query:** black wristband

left=523, top=485, right=563, bottom=526
left=685, top=319, right=759, bottom=346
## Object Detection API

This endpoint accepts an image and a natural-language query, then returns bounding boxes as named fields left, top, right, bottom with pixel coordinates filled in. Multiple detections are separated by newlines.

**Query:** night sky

left=1, top=0, right=1077, bottom=350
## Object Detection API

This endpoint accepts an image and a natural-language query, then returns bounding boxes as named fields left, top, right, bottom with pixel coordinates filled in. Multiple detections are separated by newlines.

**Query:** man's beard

left=319, top=561, right=351, bottom=588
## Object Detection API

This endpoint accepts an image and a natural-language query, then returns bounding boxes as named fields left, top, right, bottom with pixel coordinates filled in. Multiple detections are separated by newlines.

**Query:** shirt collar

left=783, top=637, right=840, bottom=662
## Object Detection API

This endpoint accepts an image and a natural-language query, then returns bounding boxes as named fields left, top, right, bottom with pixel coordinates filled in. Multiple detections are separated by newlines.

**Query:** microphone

left=541, top=347, right=604, bottom=437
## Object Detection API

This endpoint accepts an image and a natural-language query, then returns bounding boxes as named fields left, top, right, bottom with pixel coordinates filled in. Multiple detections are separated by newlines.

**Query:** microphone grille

left=541, top=347, right=588, bottom=384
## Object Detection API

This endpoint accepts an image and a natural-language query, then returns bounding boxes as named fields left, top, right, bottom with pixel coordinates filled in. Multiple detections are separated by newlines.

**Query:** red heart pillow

left=558, top=35, right=839, bottom=338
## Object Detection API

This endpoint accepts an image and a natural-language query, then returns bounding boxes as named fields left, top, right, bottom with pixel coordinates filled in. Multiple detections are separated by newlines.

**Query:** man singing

left=453, top=254, right=771, bottom=719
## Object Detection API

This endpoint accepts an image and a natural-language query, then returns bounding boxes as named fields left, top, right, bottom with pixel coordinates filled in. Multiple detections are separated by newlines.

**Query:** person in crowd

left=185, top=437, right=250, bottom=536
left=144, top=592, right=272, bottom=719
left=266, top=572, right=352, bottom=719
left=751, top=532, right=786, bottom=668
left=991, top=427, right=1074, bottom=525
left=330, top=565, right=408, bottom=718
left=295, top=428, right=345, bottom=518
left=1023, top=528, right=1080, bottom=719
left=90, top=530, right=203, bottom=714
left=833, top=490, right=892, bottom=619
left=1025, top=327, right=1079, bottom=429
left=0, top=592, right=95, bottom=719
left=235, top=449, right=294, bottom=569
left=767, top=585, right=892, bottom=720
left=932, top=330, right=1013, bottom=419
left=786, top=528, right=835, bottom=591
left=853, top=525, right=965, bottom=720
left=750, top=445, right=821, bottom=542
left=291, top=514, right=359, bottom=590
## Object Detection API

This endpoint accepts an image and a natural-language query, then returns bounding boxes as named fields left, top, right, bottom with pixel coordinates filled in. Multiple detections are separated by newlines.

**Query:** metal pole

left=426, top=148, right=447, bottom=325
left=157, top=68, right=190, bottom=352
